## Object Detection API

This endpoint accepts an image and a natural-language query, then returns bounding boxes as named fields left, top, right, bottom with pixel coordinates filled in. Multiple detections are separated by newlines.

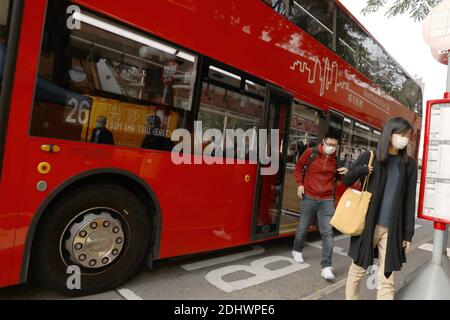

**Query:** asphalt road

left=0, top=219, right=445, bottom=300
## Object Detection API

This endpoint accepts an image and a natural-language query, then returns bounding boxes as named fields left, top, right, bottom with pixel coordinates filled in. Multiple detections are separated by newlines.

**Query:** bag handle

left=361, top=151, right=374, bottom=192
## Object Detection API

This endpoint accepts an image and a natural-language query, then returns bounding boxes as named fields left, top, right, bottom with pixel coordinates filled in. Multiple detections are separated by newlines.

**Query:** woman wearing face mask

left=342, top=117, right=418, bottom=300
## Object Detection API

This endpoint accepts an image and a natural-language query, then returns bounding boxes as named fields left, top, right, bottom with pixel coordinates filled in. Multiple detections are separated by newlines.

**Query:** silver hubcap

left=64, top=211, right=125, bottom=269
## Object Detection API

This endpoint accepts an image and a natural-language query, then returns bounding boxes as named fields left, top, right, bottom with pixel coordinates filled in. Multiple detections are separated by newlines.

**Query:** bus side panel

left=1, top=0, right=47, bottom=286
left=12, top=137, right=258, bottom=283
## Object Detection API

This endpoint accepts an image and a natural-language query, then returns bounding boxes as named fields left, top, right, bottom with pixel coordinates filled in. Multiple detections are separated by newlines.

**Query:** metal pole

left=432, top=227, right=444, bottom=264
left=443, top=225, right=449, bottom=256
left=444, top=50, right=450, bottom=254
left=446, top=51, right=450, bottom=91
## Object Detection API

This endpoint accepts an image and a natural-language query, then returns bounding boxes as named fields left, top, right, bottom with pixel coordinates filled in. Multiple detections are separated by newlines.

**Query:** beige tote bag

left=331, top=151, right=374, bottom=236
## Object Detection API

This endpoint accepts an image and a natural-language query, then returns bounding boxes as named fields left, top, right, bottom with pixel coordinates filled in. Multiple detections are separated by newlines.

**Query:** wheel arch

left=20, top=168, right=162, bottom=283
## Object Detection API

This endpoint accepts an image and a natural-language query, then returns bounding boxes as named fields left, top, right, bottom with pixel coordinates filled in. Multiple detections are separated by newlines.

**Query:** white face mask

left=323, top=144, right=337, bottom=155
left=391, top=134, right=409, bottom=150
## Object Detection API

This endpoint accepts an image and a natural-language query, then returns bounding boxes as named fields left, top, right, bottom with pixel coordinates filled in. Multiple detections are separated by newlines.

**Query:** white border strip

left=180, top=246, right=265, bottom=271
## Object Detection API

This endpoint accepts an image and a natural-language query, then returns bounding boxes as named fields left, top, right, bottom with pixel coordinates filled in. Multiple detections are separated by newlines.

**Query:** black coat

left=90, top=128, right=115, bottom=145
left=342, top=151, right=418, bottom=277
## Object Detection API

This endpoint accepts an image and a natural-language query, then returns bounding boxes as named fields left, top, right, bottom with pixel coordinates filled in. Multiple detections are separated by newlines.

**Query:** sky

left=340, top=0, right=448, bottom=108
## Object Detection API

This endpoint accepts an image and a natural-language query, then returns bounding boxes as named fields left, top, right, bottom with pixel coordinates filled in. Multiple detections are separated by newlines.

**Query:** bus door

left=251, top=86, right=291, bottom=241
left=279, top=102, right=322, bottom=234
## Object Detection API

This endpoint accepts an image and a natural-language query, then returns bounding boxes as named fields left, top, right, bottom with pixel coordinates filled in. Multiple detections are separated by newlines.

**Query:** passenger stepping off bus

left=292, top=131, right=348, bottom=281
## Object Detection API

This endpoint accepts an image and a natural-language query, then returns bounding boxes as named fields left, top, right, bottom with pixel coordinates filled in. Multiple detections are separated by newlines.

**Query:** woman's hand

left=402, top=240, right=411, bottom=251
left=367, top=165, right=374, bottom=174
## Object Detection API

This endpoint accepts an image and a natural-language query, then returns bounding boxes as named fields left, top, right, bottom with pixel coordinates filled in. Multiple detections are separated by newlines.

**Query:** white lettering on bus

left=65, top=98, right=89, bottom=125
left=171, top=121, right=280, bottom=176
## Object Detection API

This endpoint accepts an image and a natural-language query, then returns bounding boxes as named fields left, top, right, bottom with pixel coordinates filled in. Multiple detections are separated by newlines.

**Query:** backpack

left=302, top=145, right=318, bottom=182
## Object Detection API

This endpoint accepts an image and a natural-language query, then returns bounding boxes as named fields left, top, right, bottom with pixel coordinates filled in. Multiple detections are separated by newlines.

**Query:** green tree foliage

left=362, top=0, right=443, bottom=21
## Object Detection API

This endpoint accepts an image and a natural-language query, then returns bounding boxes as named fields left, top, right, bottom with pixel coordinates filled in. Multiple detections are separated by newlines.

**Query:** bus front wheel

left=32, top=184, right=152, bottom=296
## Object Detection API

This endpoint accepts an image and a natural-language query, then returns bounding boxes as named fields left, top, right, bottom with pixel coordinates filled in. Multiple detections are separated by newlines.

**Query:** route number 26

left=65, top=98, right=90, bottom=125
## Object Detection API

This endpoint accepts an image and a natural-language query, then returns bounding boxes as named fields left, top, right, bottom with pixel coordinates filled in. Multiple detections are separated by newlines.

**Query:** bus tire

left=32, top=183, right=152, bottom=296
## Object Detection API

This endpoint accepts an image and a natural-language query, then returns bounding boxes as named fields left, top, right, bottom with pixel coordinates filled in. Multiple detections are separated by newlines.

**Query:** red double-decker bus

left=0, top=0, right=422, bottom=295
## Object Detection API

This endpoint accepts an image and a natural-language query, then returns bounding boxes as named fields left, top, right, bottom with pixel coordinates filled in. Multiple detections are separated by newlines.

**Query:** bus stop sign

left=423, top=0, right=450, bottom=65
left=397, top=98, right=450, bottom=300
left=418, top=98, right=450, bottom=225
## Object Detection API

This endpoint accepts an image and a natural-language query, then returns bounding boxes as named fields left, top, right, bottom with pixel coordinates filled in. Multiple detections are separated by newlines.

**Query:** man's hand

left=337, top=167, right=349, bottom=175
left=402, top=241, right=411, bottom=251
left=368, top=165, right=374, bottom=175
left=297, top=186, right=304, bottom=199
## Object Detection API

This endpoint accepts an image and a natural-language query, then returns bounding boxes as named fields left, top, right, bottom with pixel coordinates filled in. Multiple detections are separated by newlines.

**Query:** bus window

left=370, top=128, right=381, bottom=151
left=286, top=103, right=319, bottom=164
left=198, top=77, right=264, bottom=159
left=339, top=118, right=380, bottom=167
left=208, top=66, right=241, bottom=89
left=30, top=0, right=197, bottom=150
left=0, top=0, right=10, bottom=85
left=290, top=0, right=335, bottom=49
left=336, top=7, right=422, bottom=115
left=340, top=117, right=354, bottom=167
left=352, top=121, right=371, bottom=158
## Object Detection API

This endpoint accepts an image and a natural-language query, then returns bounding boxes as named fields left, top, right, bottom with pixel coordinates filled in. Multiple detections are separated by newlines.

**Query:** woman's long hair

left=376, top=117, right=413, bottom=164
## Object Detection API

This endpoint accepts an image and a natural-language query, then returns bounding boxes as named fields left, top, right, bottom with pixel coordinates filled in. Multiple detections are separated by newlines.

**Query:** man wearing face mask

left=292, top=132, right=348, bottom=281
left=90, top=115, right=115, bottom=145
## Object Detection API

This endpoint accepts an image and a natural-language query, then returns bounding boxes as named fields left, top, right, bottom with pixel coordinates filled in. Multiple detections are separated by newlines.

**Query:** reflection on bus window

left=286, top=103, right=319, bottom=164
left=265, top=0, right=289, bottom=16
left=208, top=66, right=241, bottom=88
left=352, top=121, right=371, bottom=155
left=141, top=114, right=175, bottom=151
left=90, top=115, right=114, bottom=145
left=370, top=128, right=380, bottom=150
left=333, top=116, right=380, bottom=167
left=341, top=117, right=354, bottom=167
left=0, top=0, right=10, bottom=85
left=290, top=0, right=335, bottom=49
left=336, top=7, right=422, bottom=114
left=30, top=0, right=197, bottom=152
left=198, top=81, right=264, bottom=159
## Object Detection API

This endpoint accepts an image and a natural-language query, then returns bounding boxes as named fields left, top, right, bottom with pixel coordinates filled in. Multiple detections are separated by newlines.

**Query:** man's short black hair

left=324, top=131, right=340, bottom=142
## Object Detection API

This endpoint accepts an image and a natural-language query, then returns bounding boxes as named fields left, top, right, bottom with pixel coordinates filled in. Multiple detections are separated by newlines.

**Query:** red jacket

left=294, top=144, right=338, bottom=200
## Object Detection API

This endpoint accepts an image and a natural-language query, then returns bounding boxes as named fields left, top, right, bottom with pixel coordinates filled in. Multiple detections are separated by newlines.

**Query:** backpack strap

left=302, top=145, right=318, bottom=181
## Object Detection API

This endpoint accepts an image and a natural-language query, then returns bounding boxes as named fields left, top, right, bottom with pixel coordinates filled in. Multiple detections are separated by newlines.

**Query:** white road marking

left=306, top=234, right=350, bottom=256
left=418, top=243, right=450, bottom=257
left=302, top=278, right=347, bottom=300
left=205, top=256, right=310, bottom=293
left=415, top=224, right=422, bottom=229
left=180, top=246, right=265, bottom=271
left=116, top=288, right=144, bottom=300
